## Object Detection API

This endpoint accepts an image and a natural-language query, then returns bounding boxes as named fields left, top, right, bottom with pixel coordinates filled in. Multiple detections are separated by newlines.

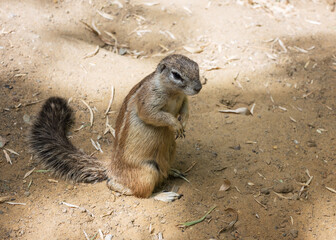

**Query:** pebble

left=23, top=114, right=31, bottom=124
left=0, top=135, right=8, bottom=148
left=273, top=182, right=294, bottom=193
left=260, top=188, right=270, bottom=195
left=62, top=208, right=67, bottom=213
left=290, top=229, right=298, bottom=238
left=24, top=191, right=30, bottom=197
left=105, top=234, right=113, bottom=240
left=119, top=48, right=127, bottom=55
left=307, top=140, right=317, bottom=147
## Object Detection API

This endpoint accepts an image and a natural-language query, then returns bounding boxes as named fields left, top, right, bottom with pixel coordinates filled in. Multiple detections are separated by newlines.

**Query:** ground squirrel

left=29, top=54, right=202, bottom=201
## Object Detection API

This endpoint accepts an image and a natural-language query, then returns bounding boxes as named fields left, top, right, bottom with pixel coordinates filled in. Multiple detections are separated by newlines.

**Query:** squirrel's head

left=156, top=54, right=202, bottom=96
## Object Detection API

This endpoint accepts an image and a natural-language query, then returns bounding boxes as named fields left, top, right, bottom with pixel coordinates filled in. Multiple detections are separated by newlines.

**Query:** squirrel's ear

left=157, top=63, right=166, bottom=73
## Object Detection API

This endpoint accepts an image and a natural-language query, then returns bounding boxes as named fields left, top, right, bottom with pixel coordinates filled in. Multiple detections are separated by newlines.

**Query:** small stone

left=23, top=114, right=31, bottom=124
left=230, top=145, right=241, bottom=150
left=24, top=191, right=30, bottom=197
left=260, top=188, right=270, bottom=195
left=97, top=135, right=102, bottom=140
left=119, top=48, right=127, bottom=55
left=273, top=182, right=294, bottom=193
left=307, top=140, right=317, bottom=147
left=265, top=159, right=271, bottom=165
left=160, top=219, right=166, bottom=224
left=105, top=234, right=113, bottom=240
left=0, top=135, right=8, bottom=148
left=62, top=208, right=67, bottom=213
left=0, top=210, right=4, bottom=214
left=290, top=229, right=298, bottom=238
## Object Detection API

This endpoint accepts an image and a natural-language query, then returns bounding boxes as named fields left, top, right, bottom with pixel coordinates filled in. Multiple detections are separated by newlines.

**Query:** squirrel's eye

left=172, top=71, right=183, bottom=81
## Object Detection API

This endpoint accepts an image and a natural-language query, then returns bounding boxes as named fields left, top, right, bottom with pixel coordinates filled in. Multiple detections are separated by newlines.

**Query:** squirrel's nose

left=193, top=84, right=202, bottom=92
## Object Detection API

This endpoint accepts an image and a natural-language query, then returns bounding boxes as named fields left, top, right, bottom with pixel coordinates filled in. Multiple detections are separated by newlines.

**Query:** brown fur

left=29, top=54, right=201, bottom=198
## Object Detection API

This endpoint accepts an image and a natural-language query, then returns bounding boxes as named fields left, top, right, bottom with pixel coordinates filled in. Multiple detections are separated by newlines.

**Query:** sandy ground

left=1, top=0, right=336, bottom=239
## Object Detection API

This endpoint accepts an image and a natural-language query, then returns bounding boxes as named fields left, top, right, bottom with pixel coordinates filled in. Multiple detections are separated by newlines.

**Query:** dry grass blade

left=91, top=139, right=99, bottom=151
left=143, top=2, right=159, bottom=6
left=104, top=117, right=116, bottom=137
left=96, top=10, right=114, bottom=20
left=5, top=148, right=19, bottom=155
left=278, top=39, right=287, bottom=53
left=61, top=201, right=79, bottom=208
left=23, top=167, right=36, bottom=179
left=183, top=45, right=203, bottom=54
left=184, top=161, right=196, bottom=173
left=48, top=179, right=58, bottom=183
left=219, top=107, right=252, bottom=115
left=289, top=116, right=297, bottom=123
left=98, top=229, right=104, bottom=240
left=293, top=46, right=308, bottom=53
left=105, top=86, right=115, bottom=115
left=96, top=141, right=103, bottom=153
left=218, top=208, right=238, bottom=235
left=6, top=202, right=26, bottom=205
left=61, top=201, right=95, bottom=217
left=179, top=206, right=216, bottom=227
left=0, top=135, right=8, bottom=148
left=3, top=149, right=12, bottom=165
left=250, top=103, right=256, bottom=115
left=100, top=210, right=113, bottom=218
left=111, top=0, right=123, bottom=8
left=80, top=20, right=100, bottom=36
left=299, top=170, right=313, bottom=197
left=104, top=31, right=118, bottom=50
left=91, top=20, right=101, bottom=36
left=273, top=191, right=292, bottom=200
left=81, top=100, right=94, bottom=127
left=305, top=19, right=321, bottom=25
left=83, top=230, right=90, bottom=240
left=83, top=45, right=100, bottom=59
left=254, top=197, right=267, bottom=209
left=22, top=99, right=44, bottom=107
left=325, top=186, right=336, bottom=194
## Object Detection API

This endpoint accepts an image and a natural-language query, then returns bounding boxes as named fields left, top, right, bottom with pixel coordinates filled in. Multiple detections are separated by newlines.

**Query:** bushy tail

left=29, top=97, right=107, bottom=183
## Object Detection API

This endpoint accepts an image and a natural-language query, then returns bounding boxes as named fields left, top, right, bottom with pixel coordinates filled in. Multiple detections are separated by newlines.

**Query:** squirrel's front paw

left=178, top=113, right=189, bottom=129
left=171, top=120, right=185, bottom=139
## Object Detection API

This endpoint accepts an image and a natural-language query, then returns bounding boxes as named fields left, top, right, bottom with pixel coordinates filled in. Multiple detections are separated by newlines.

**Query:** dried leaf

left=3, top=150, right=12, bottom=165
left=219, top=179, right=231, bottom=191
